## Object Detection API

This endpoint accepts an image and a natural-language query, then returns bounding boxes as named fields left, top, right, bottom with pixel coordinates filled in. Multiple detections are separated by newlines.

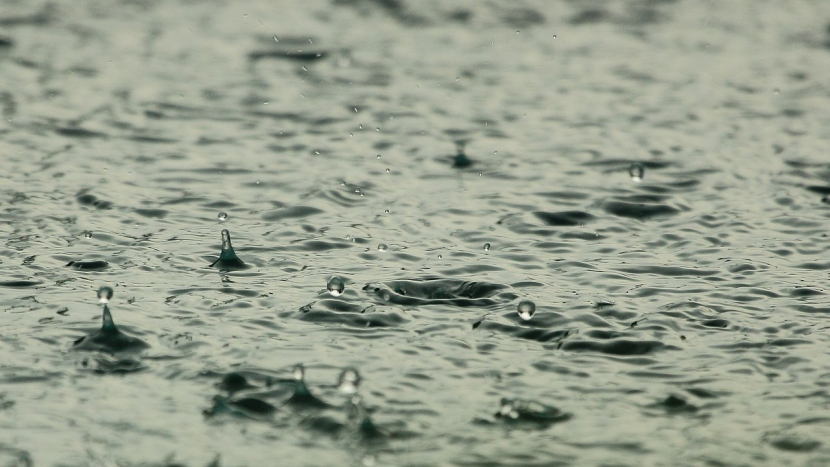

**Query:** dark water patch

left=478, top=321, right=571, bottom=344
left=291, top=240, right=352, bottom=252
left=134, top=208, right=168, bottom=219
left=248, top=50, right=328, bottom=62
left=364, top=279, right=511, bottom=307
left=500, top=7, right=545, bottom=28
left=562, top=339, right=672, bottom=356
left=332, top=0, right=429, bottom=26
left=767, top=435, right=821, bottom=452
left=262, top=206, right=324, bottom=221
left=0, top=280, right=41, bottom=288
left=0, top=37, right=13, bottom=48
left=617, top=266, right=718, bottom=277
left=603, top=199, right=681, bottom=220
left=533, top=211, right=594, bottom=226
left=790, top=287, right=823, bottom=297
left=204, top=395, right=276, bottom=419
left=66, top=260, right=109, bottom=270
left=535, top=191, right=591, bottom=201
left=569, top=8, right=609, bottom=25
left=648, top=395, right=698, bottom=414
left=55, top=127, right=108, bottom=138
left=126, top=135, right=178, bottom=144
left=0, top=4, right=52, bottom=26
left=76, top=190, right=113, bottom=209
left=299, top=309, right=408, bottom=328
left=78, top=355, right=145, bottom=374
left=794, top=261, right=830, bottom=270
left=73, top=305, right=149, bottom=355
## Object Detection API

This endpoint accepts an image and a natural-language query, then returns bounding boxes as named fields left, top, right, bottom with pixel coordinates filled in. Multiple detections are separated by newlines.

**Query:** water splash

left=629, top=162, right=645, bottom=182
left=73, top=287, right=149, bottom=354
left=337, top=368, right=361, bottom=395
left=517, top=300, right=536, bottom=320
left=327, top=277, right=346, bottom=297
left=209, top=229, right=247, bottom=270
left=285, top=364, right=329, bottom=408
left=452, top=141, right=472, bottom=168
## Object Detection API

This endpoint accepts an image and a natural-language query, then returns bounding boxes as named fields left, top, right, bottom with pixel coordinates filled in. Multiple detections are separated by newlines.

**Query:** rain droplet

left=97, top=286, right=114, bottom=304
left=338, top=368, right=361, bottom=394
left=438, top=254, right=443, bottom=259
left=273, top=35, right=279, bottom=42
left=84, top=231, right=92, bottom=239
left=553, top=35, right=557, bottom=39
left=293, top=364, right=305, bottom=381
left=376, top=154, right=381, bottom=159
left=517, top=300, right=536, bottom=321
left=629, top=163, right=645, bottom=182
left=327, top=277, right=345, bottom=297
left=359, top=124, right=363, bottom=130
left=377, top=244, right=388, bottom=252
left=484, top=243, right=491, bottom=251
left=384, top=209, right=390, bottom=214
left=385, top=168, right=390, bottom=173
left=218, top=212, right=228, bottom=221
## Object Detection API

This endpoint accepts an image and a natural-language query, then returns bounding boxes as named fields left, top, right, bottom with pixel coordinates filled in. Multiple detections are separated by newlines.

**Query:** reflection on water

left=2, top=0, right=830, bottom=465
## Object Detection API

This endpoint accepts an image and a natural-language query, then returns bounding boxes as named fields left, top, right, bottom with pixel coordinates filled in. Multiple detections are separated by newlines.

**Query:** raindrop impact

left=483, top=242, right=491, bottom=251
left=210, top=229, right=246, bottom=270
left=517, top=300, right=536, bottom=321
left=218, top=211, right=228, bottom=221
left=377, top=244, right=388, bottom=252
left=629, top=163, right=645, bottom=182
left=97, top=286, right=114, bottom=304
left=338, top=368, right=361, bottom=395
left=327, top=277, right=345, bottom=297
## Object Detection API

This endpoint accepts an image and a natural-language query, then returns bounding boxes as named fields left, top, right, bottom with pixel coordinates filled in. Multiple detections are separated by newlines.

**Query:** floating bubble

left=484, top=242, right=491, bottom=251
left=97, top=286, right=114, bottom=304
left=218, top=212, right=228, bottom=221
left=338, top=368, right=361, bottom=394
left=517, top=300, right=536, bottom=320
left=377, top=244, right=388, bottom=252
left=629, top=163, right=645, bottom=182
left=327, top=277, right=345, bottom=297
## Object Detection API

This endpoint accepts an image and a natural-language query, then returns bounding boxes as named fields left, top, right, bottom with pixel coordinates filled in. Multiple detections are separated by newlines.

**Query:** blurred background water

left=1, top=0, right=830, bottom=465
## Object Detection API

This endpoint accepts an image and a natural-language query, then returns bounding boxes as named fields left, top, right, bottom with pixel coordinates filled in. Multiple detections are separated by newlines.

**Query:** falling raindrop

left=517, top=300, right=536, bottom=321
left=338, top=368, right=361, bottom=394
left=629, top=163, right=645, bottom=182
left=385, top=168, right=390, bottom=173
left=218, top=212, right=228, bottom=221
left=84, top=231, right=93, bottom=239
left=97, top=286, right=114, bottom=304
left=327, top=277, right=345, bottom=297
left=377, top=244, right=388, bottom=252
left=484, top=243, right=491, bottom=251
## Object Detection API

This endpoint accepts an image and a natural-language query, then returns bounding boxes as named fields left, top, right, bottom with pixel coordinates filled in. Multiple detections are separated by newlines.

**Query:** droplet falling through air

left=484, top=243, right=491, bottom=251
left=327, top=277, right=345, bottom=297
left=629, top=163, right=645, bottom=182
left=377, top=244, right=388, bottom=252
left=218, top=212, right=228, bottom=221
left=517, top=300, right=536, bottom=321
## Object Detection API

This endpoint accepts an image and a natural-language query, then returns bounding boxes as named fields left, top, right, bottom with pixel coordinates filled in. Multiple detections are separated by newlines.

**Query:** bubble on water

left=484, top=243, right=491, bottom=251
left=327, top=277, right=345, bottom=297
left=377, top=244, right=388, bottom=252
left=499, top=398, right=520, bottom=419
left=83, top=231, right=92, bottom=239
left=218, top=212, right=228, bottom=221
left=293, top=364, right=305, bottom=381
left=629, top=163, right=645, bottom=182
left=517, top=300, right=536, bottom=320
left=97, top=285, right=114, bottom=304
left=338, top=368, right=361, bottom=394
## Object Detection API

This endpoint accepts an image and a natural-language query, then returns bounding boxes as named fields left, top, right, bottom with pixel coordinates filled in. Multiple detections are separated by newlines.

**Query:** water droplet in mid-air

left=338, top=368, right=361, bottom=394
left=84, top=231, right=92, bottom=238
left=377, top=244, right=388, bottom=252
left=218, top=212, right=228, bottom=221
left=517, top=300, right=536, bottom=321
left=484, top=243, right=491, bottom=251
left=293, top=364, right=305, bottom=382
left=327, top=277, right=345, bottom=297
left=629, top=163, right=645, bottom=182
left=97, top=286, right=114, bottom=304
